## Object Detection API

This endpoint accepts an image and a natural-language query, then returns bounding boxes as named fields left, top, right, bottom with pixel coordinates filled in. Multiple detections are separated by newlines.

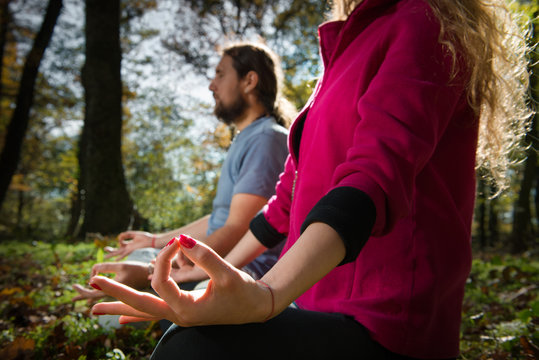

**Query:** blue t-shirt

left=208, top=116, right=288, bottom=278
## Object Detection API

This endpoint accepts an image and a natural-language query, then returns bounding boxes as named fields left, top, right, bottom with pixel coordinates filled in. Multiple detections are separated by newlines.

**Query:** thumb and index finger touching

left=103, top=231, right=137, bottom=259
left=90, top=262, right=124, bottom=277
left=117, top=230, right=135, bottom=242
left=151, top=235, right=233, bottom=285
left=147, top=235, right=237, bottom=323
left=151, top=235, right=236, bottom=301
left=174, top=235, right=236, bottom=284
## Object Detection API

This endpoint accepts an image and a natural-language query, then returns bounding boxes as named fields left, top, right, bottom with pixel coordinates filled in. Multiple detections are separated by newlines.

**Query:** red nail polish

left=179, top=234, right=196, bottom=249
left=166, top=237, right=177, bottom=247
left=93, top=312, right=105, bottom=315
left=90, top=283, right=102, bottom=291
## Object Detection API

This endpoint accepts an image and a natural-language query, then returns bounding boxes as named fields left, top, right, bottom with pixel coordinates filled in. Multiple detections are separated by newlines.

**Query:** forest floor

left=0, top=238, right=537, bottom=359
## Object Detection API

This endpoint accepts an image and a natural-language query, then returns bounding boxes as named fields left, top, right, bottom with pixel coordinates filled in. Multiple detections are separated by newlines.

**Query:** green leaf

left=96, top=247, right=104, bottom=264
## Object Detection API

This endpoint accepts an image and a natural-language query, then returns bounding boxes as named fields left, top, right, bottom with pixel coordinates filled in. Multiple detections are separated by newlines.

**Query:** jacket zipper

left=291, top=170, right=298, bottom=202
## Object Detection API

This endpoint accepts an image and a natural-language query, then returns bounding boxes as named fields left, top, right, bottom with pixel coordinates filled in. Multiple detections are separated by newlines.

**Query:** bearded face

left=209, top=55, right=249, bottom=126
left=213, top=90, right=248, bottom=125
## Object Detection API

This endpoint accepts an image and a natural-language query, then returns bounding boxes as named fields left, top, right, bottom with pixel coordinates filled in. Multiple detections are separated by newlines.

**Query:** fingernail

left=166, top=237, right=177, bottom=247
left=179, top=234, right=196, bottom=249
left=90, top=283, right=102, bottom=291
left=93, top=312, right=105, bottom=316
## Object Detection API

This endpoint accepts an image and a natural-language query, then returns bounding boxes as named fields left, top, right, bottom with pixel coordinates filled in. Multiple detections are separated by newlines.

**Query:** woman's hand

left=90, top=235, right=274, bottom=326
left=105, top=231, right=153, bottom=259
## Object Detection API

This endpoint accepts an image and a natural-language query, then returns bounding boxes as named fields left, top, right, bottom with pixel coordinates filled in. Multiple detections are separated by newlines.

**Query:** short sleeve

left=233, top=130, right=288, bottom=199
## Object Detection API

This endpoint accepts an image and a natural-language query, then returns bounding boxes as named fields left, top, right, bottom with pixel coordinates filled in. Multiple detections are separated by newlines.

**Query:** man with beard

left=73, top=42, right=294, bottom=303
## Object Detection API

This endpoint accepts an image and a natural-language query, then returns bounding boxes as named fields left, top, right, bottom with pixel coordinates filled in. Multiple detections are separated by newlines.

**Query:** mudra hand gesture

left=90, top=235, right=274, bottom=326
left=104, top=231, right=155, bottom=260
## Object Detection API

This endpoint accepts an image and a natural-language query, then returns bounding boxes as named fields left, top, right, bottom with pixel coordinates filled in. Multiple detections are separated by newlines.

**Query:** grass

left=0, top=238, right=537, bottom=359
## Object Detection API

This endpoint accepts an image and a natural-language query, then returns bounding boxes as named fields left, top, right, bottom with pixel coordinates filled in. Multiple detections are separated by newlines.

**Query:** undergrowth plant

left=0, top=239, right=161, bottom=359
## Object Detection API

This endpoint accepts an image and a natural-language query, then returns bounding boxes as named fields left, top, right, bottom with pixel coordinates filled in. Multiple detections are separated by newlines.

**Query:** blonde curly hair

left=331, top=0, right=533, bottom=191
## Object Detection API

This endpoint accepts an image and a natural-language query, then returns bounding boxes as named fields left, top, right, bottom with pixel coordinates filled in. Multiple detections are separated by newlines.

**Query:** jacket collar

left=318, top=0, right=400, bottom=67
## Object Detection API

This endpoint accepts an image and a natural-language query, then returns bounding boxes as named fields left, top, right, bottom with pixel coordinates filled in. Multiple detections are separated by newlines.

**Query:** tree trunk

left=535, top=165, right=539, bottom=235
left=65, top=124, right=87, bottom=239
left=0, top=0, right=11, bottom=106
left=476, top=178, right=487, bottom=249
left=512, top=119, right=538, bottom=253
left=532, top=13, right=539, bottom=245
left=511, top=12, right=538, bottom=253
left=488, top=190, right=499, bottom=246
left=0, top=0, right=62, bottom=212
left=80, top=0, right=132, bottom=236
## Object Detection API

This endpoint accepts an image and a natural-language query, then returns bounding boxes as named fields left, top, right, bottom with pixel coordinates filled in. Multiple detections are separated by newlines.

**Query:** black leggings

left=151, top=307, right=444, bottom=360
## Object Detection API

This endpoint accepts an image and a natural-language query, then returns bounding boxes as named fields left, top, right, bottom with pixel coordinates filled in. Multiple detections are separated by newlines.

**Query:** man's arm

left=167, top=193, right=268, bottom=282
left=153, top=215, right=210, bottom=247
left=224, top=230, right=267, bottom=269
left=108, top=190, right=269, bottom=262
left=202, top=193, right=268, bottom=257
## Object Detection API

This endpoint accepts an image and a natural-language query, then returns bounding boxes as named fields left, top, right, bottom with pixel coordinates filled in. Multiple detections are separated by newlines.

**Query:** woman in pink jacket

left=90, top=0, right=531, bottom=358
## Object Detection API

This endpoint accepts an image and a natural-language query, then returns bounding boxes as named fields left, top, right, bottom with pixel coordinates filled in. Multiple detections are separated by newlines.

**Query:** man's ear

left=243, top=71, right=259, bottom=93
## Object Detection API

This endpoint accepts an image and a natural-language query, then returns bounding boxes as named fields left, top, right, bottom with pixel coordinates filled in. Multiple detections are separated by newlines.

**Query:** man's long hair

left=222, top=42, right=296, bottom=129
left=331, top=0, right=532, bottom=191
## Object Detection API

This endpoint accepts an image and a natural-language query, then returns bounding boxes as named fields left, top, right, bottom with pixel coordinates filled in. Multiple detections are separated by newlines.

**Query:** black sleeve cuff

left=250, top=211, right=287, bottom=249
left=300, top=187, right=376, bottom=265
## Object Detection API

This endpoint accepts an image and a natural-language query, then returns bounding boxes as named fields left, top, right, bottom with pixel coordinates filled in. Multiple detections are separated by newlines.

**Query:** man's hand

left=72, top=284, right=105, bottom=304
left=163, top=264, right=208, bottom=284
left=72, top=261, right=152, bottom=303
left=174, top=251, right=194, bottom=268
left=91, top=261, right=152, bottom=288
left=105, top=231, right=154, bottom=260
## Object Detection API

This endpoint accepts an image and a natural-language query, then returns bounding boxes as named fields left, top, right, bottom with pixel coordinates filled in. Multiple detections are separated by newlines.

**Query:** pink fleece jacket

left=260, top=0, right=478, bottom=358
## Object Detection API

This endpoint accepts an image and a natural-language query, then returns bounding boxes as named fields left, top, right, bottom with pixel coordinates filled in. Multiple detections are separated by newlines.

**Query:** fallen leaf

left=520, top=336, right=539, bottom=358
left=0, top=336, right=35, bottom=359
left=0, top=287, right=23, bottom=296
